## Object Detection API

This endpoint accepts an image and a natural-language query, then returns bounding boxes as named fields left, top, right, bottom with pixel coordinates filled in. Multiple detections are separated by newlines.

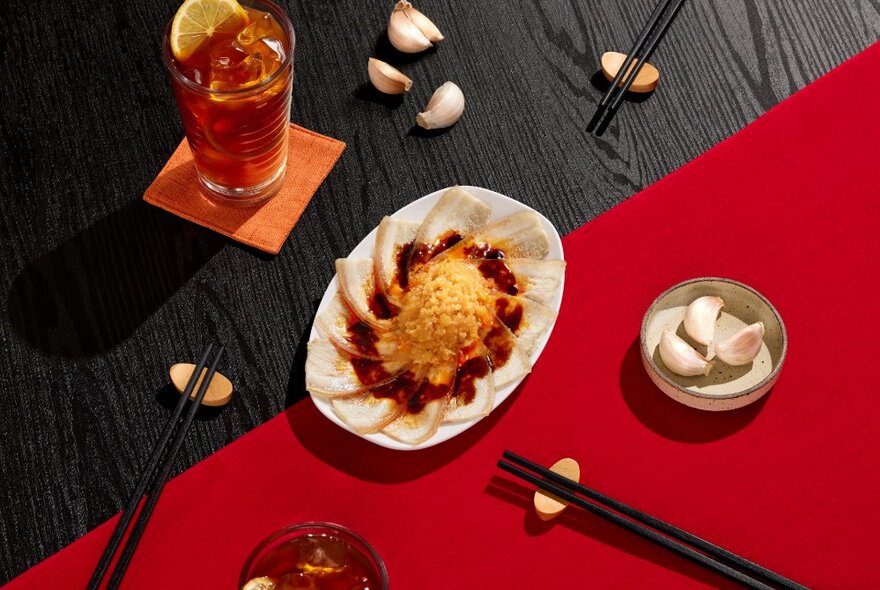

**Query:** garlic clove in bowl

left=640, top=277, right=787, bottom=412
left=715, top=322, right=765, bottom=366
left=658, top=327, right=715, bottom=377
left=683, top=295, right=725, bottom=352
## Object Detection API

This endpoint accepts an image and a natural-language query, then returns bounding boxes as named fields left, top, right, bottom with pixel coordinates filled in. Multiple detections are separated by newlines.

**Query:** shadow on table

left=589, top=70, right=655, bottom=104
left=407, top=123, right=456, bottom=138
left=618, top=338, right=768, bottom=443
left=352, top=82, right=406, bottom=109
left=284, top=318, right=528, bottom=483
left=155, top=383, right=226, bottom=422
left=285, top=387, right=524, bottom=484
left=484, top=475, right=740, bottom=589
left=372, top=30, right=437, bottom=67
left=5, top=199, right=224, bottom=358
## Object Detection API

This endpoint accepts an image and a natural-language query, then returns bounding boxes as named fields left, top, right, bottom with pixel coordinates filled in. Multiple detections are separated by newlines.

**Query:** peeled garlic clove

left=243, top=577, right=276, bottom=590
left=715, top=322, right=765, bottom=366
left=388, top=1, right=433, bottom=53
left=404, top=3, right=444, bottom=42
left=367, top=58, right=412, bottom=94
left=683, top=295, right=725, bottom=347
left=416, top=81, right=465, bottom=129
left=659, top=327, right=715, bottom=377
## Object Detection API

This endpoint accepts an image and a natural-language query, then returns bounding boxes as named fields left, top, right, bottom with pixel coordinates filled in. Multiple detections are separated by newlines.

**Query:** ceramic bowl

left=640, top=278, right=787, bottom=411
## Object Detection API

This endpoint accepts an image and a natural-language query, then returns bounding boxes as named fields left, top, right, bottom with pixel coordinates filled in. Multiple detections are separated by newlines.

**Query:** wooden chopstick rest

left=533, top=458, right=580, bottom=521
left=169, top=363, right=233, bottom=407
left=601, top=51, right=660, bottom=93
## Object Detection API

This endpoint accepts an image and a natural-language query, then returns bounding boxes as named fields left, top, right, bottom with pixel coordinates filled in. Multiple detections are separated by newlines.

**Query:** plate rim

left=307, top=185, right=566, bottom=450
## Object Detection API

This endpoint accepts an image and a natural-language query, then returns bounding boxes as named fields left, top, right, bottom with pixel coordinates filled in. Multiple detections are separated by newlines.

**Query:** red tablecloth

left=8, top=43, right=880, bottom=589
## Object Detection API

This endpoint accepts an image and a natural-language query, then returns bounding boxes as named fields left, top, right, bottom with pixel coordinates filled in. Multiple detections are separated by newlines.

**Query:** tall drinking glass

left=162, top=0, right=295, bottom=206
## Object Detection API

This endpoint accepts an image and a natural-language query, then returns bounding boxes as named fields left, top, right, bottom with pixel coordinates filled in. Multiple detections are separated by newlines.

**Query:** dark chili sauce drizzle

left=345, top=321, right=381, bottom=357
left=349, top=357, right=392, bottom=386
left=461, top=242, right=518, bottom=296
left=407, top=378, right=453, bottom=414
left=346, top=230, right=523, bottom=414
left=482, top=324, right=515, bottom=369
left=478, top=260, right=518, bottom=295
left=397, top=231, right=463, bottom=290
left=494, top=297, right=524, bottom=333
left=453, top=355, right=491, bottom=405
left=371, top=369, right=424, bottom=404
left=462, top=242, right=504, bottom=259
left=368, top=292, right=399, bottom=320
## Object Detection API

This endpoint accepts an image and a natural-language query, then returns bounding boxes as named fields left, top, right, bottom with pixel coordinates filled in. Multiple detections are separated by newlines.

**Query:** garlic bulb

left=388, top=1, right=442, bottom=53
left=416, top=81, right=465, bottom=129
left=683, top=296, right=724, bottom=348
left=659, top=327, right=715, bottom=377
left=715, top=322, right=765, bottom=366
left=367, top=58, right=412, bottom=94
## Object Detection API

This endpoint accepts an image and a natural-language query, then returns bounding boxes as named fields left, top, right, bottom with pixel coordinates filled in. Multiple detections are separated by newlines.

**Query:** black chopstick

left=86, top=343, right=224, bottom=590
left=86, top=343, right=214, bottom=590
left=503, top=452, right=807, bottom=590
left=498, top=460, right=774, bottom=589
left=105, top=344, right=225, bottom=589
left=594, top=0, right=687, bottom=136
left=586, top=0, right=673, bottom=133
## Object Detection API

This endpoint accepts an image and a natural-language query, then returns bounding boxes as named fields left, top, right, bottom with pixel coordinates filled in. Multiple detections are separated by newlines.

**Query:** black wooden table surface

left=1, top=0, right=877, bottom=583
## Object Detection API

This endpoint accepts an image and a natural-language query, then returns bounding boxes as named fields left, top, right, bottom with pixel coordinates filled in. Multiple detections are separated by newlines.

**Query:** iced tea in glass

left=162, top=0, right=294, bottom=206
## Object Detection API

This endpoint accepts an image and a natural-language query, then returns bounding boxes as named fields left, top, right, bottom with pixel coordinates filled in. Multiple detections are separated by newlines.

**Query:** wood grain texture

left=0, top=0, right=877, bottom=582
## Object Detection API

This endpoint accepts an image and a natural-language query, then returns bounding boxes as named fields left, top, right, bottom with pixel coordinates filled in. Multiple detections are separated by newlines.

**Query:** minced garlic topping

left=394, top=260, right=492, bottom=364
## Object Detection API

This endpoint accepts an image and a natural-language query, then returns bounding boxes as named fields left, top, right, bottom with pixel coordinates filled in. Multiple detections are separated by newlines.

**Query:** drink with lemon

left=163, top=0, right=294, bottom=205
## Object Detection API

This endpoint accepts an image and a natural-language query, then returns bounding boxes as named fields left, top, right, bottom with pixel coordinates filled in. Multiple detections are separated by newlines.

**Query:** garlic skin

left=715, top=322, right=765, bottom=366
left=659, top=327, right=715, bottom=377
left=388, top=1, right=438, bottom=53
left=684, top=295, right=725, bottom=347
left=405, top=3, right=444, bottom=42
left=367, top=58, right=413, bottom=94
left=416, top=81, right=465, bottom=129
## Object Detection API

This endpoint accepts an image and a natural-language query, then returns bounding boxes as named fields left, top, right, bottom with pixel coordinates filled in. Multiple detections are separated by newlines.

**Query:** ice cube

left=208, top=39, right=263, bottom=90
left=297, top=537, right=346, bottom=570
left=247, top=38, right=284, bottom=79
left=236, top=13, right=276, bottom=48
left=236, top=11, right=285, bottom=79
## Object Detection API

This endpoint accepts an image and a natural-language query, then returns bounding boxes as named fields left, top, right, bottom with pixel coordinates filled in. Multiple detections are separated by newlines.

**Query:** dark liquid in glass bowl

left=244, top=533, right=382, bottom=590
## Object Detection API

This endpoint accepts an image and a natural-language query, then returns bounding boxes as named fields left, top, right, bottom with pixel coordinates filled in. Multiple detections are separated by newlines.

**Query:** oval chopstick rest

left=601, top=51, right=660, bottom=93
left=169, top=363, right=234, bottom=407
left=533, top=457, right=581, bottom=521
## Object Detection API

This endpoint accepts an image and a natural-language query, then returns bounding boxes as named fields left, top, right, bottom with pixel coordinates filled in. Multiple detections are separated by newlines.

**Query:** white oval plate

left=308, top=186, right=566, bottom=450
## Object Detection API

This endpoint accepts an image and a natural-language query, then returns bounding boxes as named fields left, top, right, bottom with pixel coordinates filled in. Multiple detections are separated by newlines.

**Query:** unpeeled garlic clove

left=683, top=295, right=725, bottom=348
left=404, top=3, right=444, bottom=42
left=367, top=58, right=412, bottom=94
left=659, top=327, right=715, bottom=377
left=715, top=322, right=765, bottom=366
left=388, top=1, right=439, bottom=53
left=416, top=81, right=464, bottom=129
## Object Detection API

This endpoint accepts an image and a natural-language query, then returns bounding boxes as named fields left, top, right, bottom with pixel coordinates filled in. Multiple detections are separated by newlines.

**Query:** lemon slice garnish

left=169, top=0, right=248, bottom=62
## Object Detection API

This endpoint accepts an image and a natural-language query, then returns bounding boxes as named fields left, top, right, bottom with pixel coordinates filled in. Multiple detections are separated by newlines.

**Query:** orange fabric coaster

left=144, top=124, right=345, bottom=255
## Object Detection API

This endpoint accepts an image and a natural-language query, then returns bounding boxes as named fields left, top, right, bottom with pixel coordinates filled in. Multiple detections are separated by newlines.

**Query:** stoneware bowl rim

left=639, top=277, right=788, bottom=401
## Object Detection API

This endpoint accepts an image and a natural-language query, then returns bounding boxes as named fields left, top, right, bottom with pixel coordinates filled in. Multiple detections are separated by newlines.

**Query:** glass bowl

left=239, top=522, right=389, bottom=589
